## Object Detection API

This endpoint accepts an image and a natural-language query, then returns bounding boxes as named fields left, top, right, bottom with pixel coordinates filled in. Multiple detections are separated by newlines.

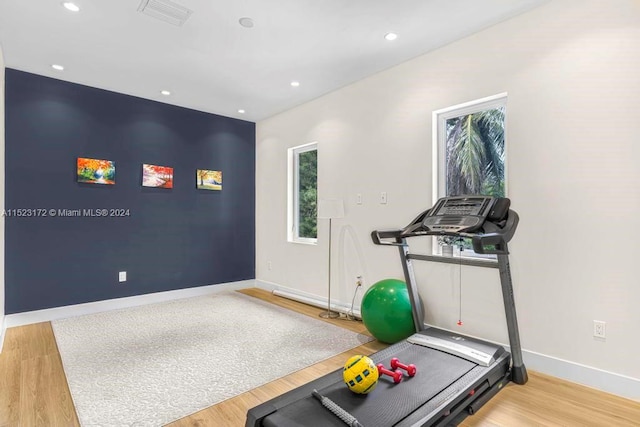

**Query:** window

left=288, top=142, right=318, bottom=243
left=433, top=93, right=507, bottom=256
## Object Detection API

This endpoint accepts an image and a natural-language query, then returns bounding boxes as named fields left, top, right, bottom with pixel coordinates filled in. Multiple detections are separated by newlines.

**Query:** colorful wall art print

left=77, top=157, right=115, bottom=185
left=142, top=164, right=174, bottom=189
left=196, top=169, right=222, bottom=191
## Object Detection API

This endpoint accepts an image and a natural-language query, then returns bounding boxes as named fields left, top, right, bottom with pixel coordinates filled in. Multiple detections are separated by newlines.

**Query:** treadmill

left=246, top=195, right=527, bottom=427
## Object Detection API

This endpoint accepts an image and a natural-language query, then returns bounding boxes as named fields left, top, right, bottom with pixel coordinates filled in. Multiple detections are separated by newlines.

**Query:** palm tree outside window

left=433, top=94, right=507, bottom=257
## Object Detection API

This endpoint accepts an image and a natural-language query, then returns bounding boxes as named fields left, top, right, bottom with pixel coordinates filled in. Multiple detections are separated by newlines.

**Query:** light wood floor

left=1, top=288, right=638, bottom=426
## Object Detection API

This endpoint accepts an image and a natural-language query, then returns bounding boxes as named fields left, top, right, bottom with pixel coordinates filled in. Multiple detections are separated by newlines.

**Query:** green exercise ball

left=361, top=279, right=416, bottom=344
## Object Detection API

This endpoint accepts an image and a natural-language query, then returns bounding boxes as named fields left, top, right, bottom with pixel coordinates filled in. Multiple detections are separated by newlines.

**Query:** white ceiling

left=0, top=0, right=547, bottom=122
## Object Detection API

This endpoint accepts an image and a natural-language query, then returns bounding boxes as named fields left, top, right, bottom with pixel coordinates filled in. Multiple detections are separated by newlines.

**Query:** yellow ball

left=343, top=355, right=378, bottom=394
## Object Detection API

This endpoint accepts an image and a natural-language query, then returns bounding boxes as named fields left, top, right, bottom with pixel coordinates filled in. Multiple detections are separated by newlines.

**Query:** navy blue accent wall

left=5, top=69, right=256, bottom=313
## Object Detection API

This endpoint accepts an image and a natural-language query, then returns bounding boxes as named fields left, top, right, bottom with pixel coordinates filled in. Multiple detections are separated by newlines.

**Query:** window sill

left=288, top=239, right=318, bottom=246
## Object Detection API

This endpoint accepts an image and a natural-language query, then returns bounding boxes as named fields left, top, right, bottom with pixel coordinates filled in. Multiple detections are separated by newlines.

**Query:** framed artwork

left=142, top=164, right=174, bottom=189
left=196, top=169, right=222, bottom=191
left=77, top=157, right=115, bottom=185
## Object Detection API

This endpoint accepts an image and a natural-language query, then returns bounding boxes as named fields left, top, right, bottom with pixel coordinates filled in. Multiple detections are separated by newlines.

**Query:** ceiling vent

left=138, top=0, right=193, bottom=26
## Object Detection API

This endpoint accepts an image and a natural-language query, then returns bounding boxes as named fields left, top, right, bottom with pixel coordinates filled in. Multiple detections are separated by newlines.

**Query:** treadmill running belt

left=263, top=344, right=476, bottom=427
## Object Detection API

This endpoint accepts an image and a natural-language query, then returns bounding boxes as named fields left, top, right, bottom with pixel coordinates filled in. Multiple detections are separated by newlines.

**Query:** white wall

left=0, top=42, right=5, bottom=352
left=257, top=0, right=640, bottom=396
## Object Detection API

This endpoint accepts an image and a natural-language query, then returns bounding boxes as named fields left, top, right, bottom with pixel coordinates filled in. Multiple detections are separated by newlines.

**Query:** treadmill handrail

left=472, top=211, right=519, bottom=254
left=371, top=229, right=406, bottom=246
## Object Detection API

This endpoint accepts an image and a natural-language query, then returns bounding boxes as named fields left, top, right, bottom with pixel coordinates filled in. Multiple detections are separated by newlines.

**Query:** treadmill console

left=422, top=196, right=495, bottom=233
left=371, top=195, right=516, bottom=254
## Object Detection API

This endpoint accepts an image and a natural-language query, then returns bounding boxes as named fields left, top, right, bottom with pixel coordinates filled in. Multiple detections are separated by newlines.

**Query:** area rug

left=52, top=291, right=371, bottom=427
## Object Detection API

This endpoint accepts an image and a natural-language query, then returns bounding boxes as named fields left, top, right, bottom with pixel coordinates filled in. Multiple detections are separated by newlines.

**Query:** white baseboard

left=255, top=279, right=639, bottom=401
left=4, top=280, right=256, bottom=328
left=0, top=316, right=6, bottom=354
left=522, top=349, right=639, bottom=401
left=255, top=279, right=361, bottom=318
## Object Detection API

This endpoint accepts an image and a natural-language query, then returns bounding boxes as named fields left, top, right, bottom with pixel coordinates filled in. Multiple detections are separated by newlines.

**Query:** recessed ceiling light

left=239, top=17, right=254, bottom=28
left=290, top=81, right=300, bottom=87
left=238, top=109, right=245, bottom=114
left=160, top=90, right=171, bottom=96
left=62, top=2, right=80, bottom=12
left=51, top=64, right=65, bottom=71
left=384, top=32, right=398, bottom=41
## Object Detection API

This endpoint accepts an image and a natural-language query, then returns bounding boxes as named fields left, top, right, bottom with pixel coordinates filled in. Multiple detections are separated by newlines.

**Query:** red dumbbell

left=390, top=357, right=417, bottom=377
left=376, top=363, right=403, bottom=384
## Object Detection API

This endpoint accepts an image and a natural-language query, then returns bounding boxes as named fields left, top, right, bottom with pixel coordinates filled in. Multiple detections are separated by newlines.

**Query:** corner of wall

left=0, top=43, right=6, bottom=352
left=0, top=319, right=6, bottom=353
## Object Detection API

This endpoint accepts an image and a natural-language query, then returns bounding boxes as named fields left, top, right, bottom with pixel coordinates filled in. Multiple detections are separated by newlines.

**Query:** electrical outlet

left=119, top=271, right=127, bottom=283
left=267, top=261, right=272, bottom=271
left=356, top=276, right=363, bottom=287
left=380, top=191, right=387, bottom=204
left=356, top=193, right=362, bottom=205
left=593, top=320, right=606, bottom=339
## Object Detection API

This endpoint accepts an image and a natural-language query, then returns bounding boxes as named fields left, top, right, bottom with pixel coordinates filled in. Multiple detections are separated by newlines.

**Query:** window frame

left=432, top=93, right=508, bottom=259
left=287, top=142, right=318, bottom=245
